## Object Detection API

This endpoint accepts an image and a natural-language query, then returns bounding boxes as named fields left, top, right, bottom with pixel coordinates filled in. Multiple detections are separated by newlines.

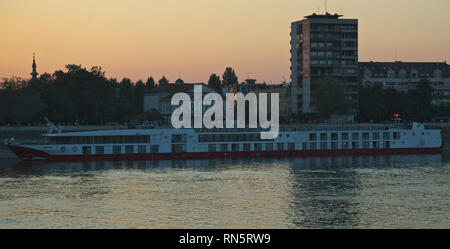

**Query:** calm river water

left=0, top=153, right=449, bottom=228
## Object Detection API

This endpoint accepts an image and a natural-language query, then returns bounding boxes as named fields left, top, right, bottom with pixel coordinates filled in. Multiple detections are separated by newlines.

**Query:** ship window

left=208, top=144, right=216, bottom=152
left=82, top=146, right=91, bottom=155
left=331, top=133, right=338, bottom=141
left=112, top=136, right=123, bottom=144
left=220, top=144, right=228, bottom=152
left=125, top=145, right=134, bottom=154
left=320, top=142, right=328, bottom=150
left=383, top=132, right=390, bottom=140
left=309, top=133, right=317, bottom=141
left=288, top=143, right=296, bottom=150
left=393, top=132, right=401, bottom=139
left=265, top=143, right=274, bottom=151
left=309, top=142, right=316, bottom=150
left=95, top=146, right=104, bottom=155
left=138, top=145, right=146, bottom=153
left=123, top=135, right=149, bottom=144
left=232, top=144, right=240, bottom=152
left=83, top=136, right=93, bottom=144
left=352, top=133, right=359, bottom=140
left=150, top=145, right=159, bottom=153
left=113, top=145, right=122, bottom=154
left=171, top=134, right=186, bottom=143
left=171, top=144, right=185, bottom=153
left=320, top=133, right=328, bottom=141
left=94, top=136, right=104, bottom=144
left=373, top=141, right=378, bottom=149
left=254, top=143, right=262, bottom=151
left=124, top=136, right=136, bottom=144
left=215, top=134, right=223, bottom=141
left=363, top=141, right=370, bottom=149
left=55, top=136, right=71, bottom=144
left=223, top=135, right=231, bottom=142
left=352, top=142, right=359, bottom=149
left=341, top=133, right=349, bottom=140
left=384, top=141, right=390, bottom=149
left=331, top=142, right=338, bottom=150
left=362, top=133, right=369, bottom=140
left=373, top=133, right=380, bottom=140
left=243, top=144, right=251, bottom=151
left=302, top=142, right=307, bottom=150
left=277, top=143, right=285, bottom=151
left=342, top=142, right=349, bottom=149
left=102, top=136, right=113, bottom=144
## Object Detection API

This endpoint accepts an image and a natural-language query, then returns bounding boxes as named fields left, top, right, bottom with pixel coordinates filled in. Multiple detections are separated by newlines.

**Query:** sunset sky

left=1, top=0, right=449, bottom=84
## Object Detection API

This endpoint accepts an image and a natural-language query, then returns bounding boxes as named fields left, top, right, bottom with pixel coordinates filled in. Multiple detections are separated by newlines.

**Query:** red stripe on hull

left=7, top=145, right=50, bottom=161
left=8, top=145, right=444, bottom=161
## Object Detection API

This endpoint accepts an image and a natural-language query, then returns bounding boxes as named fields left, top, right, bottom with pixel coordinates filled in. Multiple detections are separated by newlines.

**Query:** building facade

left=143, top=82, right=218, bottom=123
left=227, top=79, right=269, bottom=95
left=252, top=84, right=292, bottom=123
left=359, top=61, right=450, bottom=105
left=290, top=13, right=358, bottom=117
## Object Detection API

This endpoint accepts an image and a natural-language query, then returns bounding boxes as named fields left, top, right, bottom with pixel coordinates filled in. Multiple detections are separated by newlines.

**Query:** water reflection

left=0, top=154, right=448, bottom=228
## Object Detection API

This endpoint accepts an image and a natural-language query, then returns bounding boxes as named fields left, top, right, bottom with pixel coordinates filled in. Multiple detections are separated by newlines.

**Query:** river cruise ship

left=5, top=123, right=443, bottom=161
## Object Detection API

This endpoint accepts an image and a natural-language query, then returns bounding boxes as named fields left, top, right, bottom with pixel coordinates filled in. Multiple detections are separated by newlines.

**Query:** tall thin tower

left=30, top=53, right=38, bottom=81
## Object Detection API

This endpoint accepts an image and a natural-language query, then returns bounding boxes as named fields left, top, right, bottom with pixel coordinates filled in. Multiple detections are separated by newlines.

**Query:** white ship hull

left=7, top=123, right=444, bottom=161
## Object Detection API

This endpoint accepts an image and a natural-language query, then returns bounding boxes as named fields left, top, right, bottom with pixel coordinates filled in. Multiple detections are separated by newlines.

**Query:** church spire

left=30, top=53, right=38, bottom=81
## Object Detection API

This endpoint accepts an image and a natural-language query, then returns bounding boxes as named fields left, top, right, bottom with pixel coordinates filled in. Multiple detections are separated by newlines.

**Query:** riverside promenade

left=1, top=123, right=450, bottom=159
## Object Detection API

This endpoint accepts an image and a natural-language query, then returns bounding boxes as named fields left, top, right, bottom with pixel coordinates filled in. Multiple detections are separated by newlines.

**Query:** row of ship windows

left=311, top=132, right=401, bottom=141
left=77, top=145, right=159, bottom=155
left=50, top=135, right=151, bottom=145
left=65, top=140, right=395, bottom=155
left=207, top=141, right=392, bottom=152
left=198, top=132, right=403, bottom=143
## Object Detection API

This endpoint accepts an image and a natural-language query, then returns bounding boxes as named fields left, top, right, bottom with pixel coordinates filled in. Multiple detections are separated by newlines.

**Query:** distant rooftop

left=305, top=12, right=343, bottom=19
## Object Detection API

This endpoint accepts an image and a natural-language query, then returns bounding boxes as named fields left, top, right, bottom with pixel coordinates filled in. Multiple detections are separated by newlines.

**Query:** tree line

left=358, top=79, right=447, bottom=123
left=3, top=63, right=445, bottom=126
left=0, top=64, right=240, bottom=125
left=312, top=77, right=449, bottom=123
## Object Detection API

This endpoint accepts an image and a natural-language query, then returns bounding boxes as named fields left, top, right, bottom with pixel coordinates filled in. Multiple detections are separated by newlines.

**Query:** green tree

left=222, top=67, right=238, bottom=86
left=145, top=77, right=155, bottom=89
left=207, top=73, right=221, bottom=91
left=134, top=80, right=145, bottom=113
left=158, top=76, right=169, bottom=87
left=0, top=77, right=45, bottom=125
left=412, top=79, right=433, bottom=121
left=312, top=78, right=350, bottom=119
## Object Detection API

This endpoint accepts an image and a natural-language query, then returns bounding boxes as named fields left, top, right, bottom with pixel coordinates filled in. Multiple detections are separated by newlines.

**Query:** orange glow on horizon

left=1, top=0, right=449, bottom=83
